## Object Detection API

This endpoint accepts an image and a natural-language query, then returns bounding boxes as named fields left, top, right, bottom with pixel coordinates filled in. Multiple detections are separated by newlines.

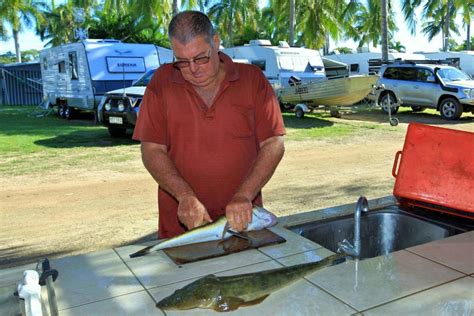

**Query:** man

left=133, top=11, right=285, bottom=238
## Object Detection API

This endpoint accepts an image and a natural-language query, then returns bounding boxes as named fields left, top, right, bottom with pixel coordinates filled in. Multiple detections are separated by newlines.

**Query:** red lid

left=392, top=123, right=474, bottom=218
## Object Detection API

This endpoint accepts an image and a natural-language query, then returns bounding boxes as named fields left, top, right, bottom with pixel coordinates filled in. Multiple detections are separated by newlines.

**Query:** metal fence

left=0, top=62, right=43, bottom=105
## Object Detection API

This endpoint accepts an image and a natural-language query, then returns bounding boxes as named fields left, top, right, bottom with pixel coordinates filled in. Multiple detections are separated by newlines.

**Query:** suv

left=97, top=68, right=156, bottom=137
left=376, top=62, right=474, bottom=120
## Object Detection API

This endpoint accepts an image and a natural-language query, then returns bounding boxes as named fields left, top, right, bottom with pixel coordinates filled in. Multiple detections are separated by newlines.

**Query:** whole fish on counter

left=156, top=253, right=347, bottom=312
left=129, top=206, right=277, bottom=258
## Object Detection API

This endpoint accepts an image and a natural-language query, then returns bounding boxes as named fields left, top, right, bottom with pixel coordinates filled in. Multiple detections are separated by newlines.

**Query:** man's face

left=171, top=35, right=221, bottom=88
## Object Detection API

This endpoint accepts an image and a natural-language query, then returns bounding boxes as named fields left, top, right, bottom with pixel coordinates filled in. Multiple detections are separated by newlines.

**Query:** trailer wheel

left=108, top=126, right=127, bottom=137
left=295, top=108, right=305, bottom=118
left=63, top=106, right=74, bottom=120
left=57, top=104, right=65, bottom=118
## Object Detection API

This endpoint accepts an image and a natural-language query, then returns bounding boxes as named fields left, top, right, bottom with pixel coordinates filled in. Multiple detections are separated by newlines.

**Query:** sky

left=0, top=1, right=468, bottom=55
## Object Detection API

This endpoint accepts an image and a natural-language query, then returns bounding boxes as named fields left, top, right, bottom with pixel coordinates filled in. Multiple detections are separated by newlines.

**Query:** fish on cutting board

left=156, top=253, right=347, bottom=312
left=129, top=206, right=277, bottom=258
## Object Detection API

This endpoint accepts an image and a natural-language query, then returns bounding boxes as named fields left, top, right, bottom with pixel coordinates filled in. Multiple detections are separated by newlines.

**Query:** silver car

left=376, top=62, right=474, bottom=120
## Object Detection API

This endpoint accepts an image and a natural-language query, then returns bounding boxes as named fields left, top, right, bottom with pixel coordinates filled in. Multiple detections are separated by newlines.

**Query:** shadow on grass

left=35, top=130, right=138, bottom=148
left=340, top=108, right=474, bottom=126
left=282, top=112, right=334, bottom=129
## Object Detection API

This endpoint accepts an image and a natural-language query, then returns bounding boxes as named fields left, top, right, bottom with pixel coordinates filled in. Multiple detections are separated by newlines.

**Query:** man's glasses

left=173, top=48, right=212, bottom=69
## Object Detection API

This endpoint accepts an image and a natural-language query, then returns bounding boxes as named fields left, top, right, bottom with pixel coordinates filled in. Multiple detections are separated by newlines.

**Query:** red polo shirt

left=133, top=52, right=285, bottom=238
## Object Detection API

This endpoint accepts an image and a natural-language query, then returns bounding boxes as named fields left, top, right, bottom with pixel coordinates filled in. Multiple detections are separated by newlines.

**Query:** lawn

left=0, top=105, right=393, bottom=176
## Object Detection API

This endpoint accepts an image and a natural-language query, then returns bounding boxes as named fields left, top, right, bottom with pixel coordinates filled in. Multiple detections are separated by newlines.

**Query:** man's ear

left=213, top=34, right=221, bottom=49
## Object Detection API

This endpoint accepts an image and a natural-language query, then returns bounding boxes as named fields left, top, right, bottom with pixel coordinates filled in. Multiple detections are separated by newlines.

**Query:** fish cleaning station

left=1, top=123, right=473, bottom=315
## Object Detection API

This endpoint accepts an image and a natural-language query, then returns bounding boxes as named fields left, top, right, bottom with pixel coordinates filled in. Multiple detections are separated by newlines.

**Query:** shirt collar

left=171, top=51, right=240, bottom=84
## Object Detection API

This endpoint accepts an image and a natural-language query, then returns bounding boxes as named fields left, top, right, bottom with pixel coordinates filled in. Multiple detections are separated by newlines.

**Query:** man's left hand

left=225, top=195, right=253, bottom=232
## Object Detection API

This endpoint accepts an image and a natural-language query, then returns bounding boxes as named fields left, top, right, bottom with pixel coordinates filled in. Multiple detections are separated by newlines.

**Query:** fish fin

left=213, top=296, right=246, bottom=312
left=129, top=245, right=153, bottom=258
left=241, top=294, right=270, bottom=307
left=227, top=230, right=250, bottom=241
left=221, top=222, right=230, bottom=240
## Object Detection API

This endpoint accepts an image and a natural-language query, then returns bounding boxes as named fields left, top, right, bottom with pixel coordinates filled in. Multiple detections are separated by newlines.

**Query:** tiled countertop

left=1, top=196, right=473, bottom=315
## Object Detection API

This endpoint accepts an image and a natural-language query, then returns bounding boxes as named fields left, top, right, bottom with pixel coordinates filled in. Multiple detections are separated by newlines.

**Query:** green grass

left=0, top=105, right=394, bottom=176
left=0, top=106, right=139, bottom=176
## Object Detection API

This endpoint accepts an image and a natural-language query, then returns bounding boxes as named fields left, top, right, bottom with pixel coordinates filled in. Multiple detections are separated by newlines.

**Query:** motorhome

left=39, top=39, right=172, bottom=119
left=415, top=51, right=474, bottom=77
left=324, top=52, right=426, bottom=75
left=222, top=40, right=327, bottom=89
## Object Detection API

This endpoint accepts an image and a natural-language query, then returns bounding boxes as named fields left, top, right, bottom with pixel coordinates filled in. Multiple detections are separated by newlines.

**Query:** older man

left=133, top=11, right=285, bottom=238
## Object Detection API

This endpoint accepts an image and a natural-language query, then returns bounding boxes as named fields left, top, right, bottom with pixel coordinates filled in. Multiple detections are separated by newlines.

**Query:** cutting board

left=163, top=229, right=286, bottom=265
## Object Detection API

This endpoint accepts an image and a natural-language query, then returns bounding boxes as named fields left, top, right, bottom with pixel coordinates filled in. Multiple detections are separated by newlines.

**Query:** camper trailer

left=39, top=39, right=172, bottom=119
left=222, top=40, right=327, bottom=89
left=416, top=51, right=474, bottom=77
left=324, top=52, right=426, bottom=75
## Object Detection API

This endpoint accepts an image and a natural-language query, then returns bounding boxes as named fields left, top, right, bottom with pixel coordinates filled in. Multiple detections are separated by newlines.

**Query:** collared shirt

left=133, top=52, right=285, bottom=237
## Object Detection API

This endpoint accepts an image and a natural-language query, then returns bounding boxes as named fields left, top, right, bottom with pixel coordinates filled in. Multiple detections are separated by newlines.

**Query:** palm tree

left=421, top=2, right=460, bottom=49
left=381, top=0, right=389, bottom=62
left=344, top=0, right=397, bottom=50
left=289, top=0, right=295, bottom=46
left=0, top=0, right=46, bottom=62
left=455, top=0, right=472, bottom=50
left=389, top=40, right=406, bottom=52
left=208, top=0, right=258, bottom=47
left=37, top=3, right=76, bottom=46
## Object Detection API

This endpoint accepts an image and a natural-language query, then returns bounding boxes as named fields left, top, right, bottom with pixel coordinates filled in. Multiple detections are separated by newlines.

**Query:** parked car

left=97, top=67, right=156, bottom=137
left=375, top=61, right=474, bottom=120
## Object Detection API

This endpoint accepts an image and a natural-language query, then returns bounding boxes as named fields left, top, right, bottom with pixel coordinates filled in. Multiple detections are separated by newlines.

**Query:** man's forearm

left=234, top=135, right=285, bottom=201
left=140, top=142, right=195, bottom=202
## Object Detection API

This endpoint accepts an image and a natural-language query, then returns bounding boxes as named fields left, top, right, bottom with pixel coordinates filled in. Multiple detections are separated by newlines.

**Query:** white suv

left=376, top=62, right=474, bottom=120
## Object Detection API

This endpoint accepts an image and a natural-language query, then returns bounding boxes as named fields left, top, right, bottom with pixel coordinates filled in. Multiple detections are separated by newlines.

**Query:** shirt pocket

left=225, top=103, right=255, bottom=138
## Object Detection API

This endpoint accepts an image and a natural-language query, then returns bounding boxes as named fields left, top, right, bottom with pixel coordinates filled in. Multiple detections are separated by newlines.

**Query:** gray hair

left=168, top=11, right=216, bottom=48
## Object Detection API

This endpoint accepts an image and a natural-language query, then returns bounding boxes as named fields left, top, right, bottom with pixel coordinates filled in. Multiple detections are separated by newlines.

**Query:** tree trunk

left=13, top=29, right=21, bottom=63
left=172, top=0, right=178, bottom=16
left=289, top=0, right=295, bottom=46
left=227, top=13, right=233, bottom=48
left=467, top=23, right=471, bottom=51
left=380, top=0, right=389, bottom=62
left=443, top=0, right=451, bottom=51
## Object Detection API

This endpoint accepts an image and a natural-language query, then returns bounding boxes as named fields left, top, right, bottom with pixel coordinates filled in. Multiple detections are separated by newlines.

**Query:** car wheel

left=57, top=104, right=65, bottom=118
left=295, top=108, right=304, bottom=118
left=411, top=106, right=425, bottom=112
left=439, top=97, right=463, bottom=120
left=380, top=93, right=399, bottom=114
left=108, top=126, right=127, bottom=137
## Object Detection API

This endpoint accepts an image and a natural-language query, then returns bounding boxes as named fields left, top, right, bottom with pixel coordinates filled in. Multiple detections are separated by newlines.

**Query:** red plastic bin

left=392, top=123, right=474, bottom=219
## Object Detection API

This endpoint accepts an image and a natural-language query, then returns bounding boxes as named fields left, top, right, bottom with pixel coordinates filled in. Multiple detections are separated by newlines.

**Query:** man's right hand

left=177, top=195, right=213, bottom=230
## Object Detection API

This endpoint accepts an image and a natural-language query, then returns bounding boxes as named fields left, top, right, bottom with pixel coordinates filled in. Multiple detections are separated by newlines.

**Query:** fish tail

left=129, top=245, right=153, bottom=258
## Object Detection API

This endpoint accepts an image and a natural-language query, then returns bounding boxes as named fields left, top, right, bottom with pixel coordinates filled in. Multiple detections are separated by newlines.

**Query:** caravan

left=39, top=39, right=172, bottom=119
left=415, top=51, right=474, bottom=77
left=223, top=40, right=378, bottom=117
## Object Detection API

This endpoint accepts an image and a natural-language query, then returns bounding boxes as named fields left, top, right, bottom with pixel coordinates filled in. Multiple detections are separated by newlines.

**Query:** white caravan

left=39, top=39, right=172, bottom=119
left=324, top=52, right=426, bottom=75
left=222, top=40, right=327, bottom=89
left=415, top=51, right=474, bottom=77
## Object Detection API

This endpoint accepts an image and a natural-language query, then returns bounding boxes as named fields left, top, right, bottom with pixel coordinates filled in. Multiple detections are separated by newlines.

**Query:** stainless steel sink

left=287, top=206, right=468, bottom=259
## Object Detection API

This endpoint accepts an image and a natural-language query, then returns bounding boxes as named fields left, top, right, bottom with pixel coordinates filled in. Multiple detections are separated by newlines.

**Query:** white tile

left=275, top=248, right=336, bottom=266
left=49, top=249, right=144, bottom=310
left=308, top=250, right=464, bottom=311
left=363, top=277, right=474, bottom=315
left=61, top=290, right=163, bottom=316
left=150, top=260, right=356, bottom=315
left=116, top=244, right=272, bottom=288
left=0, top=262, right=38, bottom=287
left=407, top=231, right=474, bottom=275
left=258, top=226, right=321, bottom=259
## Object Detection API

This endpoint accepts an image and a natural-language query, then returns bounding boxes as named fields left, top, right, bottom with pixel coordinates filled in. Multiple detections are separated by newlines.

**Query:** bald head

left=168, top=11, right=216, bottom=48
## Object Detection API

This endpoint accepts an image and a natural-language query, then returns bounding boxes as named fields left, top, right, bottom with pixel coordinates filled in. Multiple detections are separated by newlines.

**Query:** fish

left=156, top=253, right=347, bottom=312
left=129, top=206, right=277, bottom=258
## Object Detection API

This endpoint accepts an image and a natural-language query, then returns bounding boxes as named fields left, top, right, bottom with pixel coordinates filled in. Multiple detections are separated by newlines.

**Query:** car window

left=437, top=67, right=470, bottom=82
left=398, top=68, right=417, bottom=81
left=382, top=67, right=398, bottom=79
left=417, top=68, right=436, bottom=83
left=133, top=69, right=156, bottom=86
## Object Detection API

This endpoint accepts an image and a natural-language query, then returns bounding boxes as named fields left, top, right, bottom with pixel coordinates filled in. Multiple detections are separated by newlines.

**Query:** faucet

left=337, top=196, right=369, bottom=258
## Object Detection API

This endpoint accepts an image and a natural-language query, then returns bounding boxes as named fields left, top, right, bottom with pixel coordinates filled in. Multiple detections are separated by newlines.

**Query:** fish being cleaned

left=156, top=253, right=347, bottom=312
left=129, top=206, right=277, bottom=258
